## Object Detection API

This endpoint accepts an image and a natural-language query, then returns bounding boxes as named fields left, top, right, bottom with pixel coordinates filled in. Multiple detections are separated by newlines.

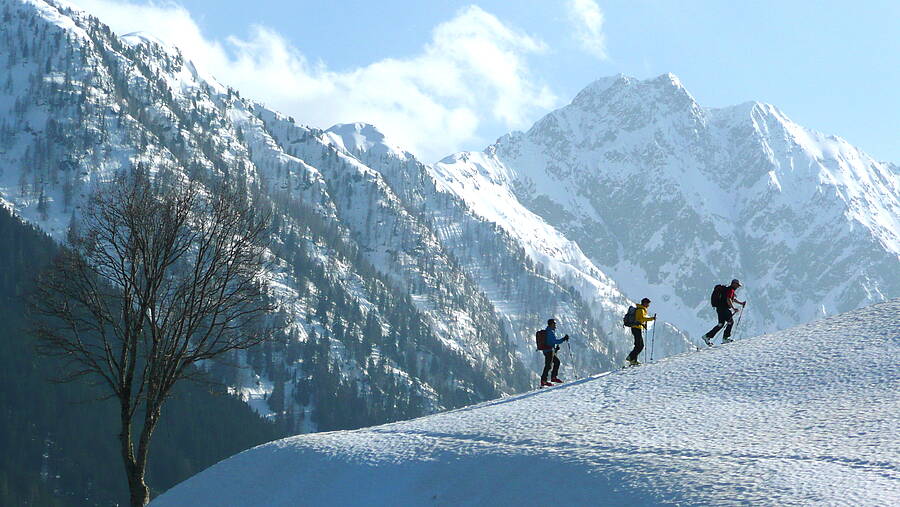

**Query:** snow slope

left=155, top=299, right=900, bottom=506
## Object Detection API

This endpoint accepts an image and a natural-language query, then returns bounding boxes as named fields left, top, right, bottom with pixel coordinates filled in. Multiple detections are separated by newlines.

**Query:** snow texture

left=155, top=299, right=900, bottom=506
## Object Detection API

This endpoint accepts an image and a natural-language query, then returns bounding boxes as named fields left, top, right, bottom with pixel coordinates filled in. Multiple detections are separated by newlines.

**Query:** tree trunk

left=127, top=468, right=150, bottom=507
left=120, top=404, right=150, bottom=507
left=132, top=406, right=162, bottom=507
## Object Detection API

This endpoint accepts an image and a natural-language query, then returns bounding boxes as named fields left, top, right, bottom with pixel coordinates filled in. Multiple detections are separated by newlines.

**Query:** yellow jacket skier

left=626, top=298, right=656, bottom=366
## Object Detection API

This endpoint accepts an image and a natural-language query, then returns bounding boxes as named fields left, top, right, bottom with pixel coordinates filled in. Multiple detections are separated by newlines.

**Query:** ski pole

left=641, top=327, right=646, bottom=364
left=650, top=314, right=657, bottom=362
left=736, top=303, right=746, bottom=340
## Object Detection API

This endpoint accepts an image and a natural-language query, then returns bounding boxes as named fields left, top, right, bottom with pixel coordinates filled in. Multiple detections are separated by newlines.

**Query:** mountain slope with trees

left=0, top=205, right=281, bottom=505
left=0, top=0, right=634, bottom=446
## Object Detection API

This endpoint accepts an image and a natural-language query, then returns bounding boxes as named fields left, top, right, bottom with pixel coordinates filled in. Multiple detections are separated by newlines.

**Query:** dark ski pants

left=705, top=306, right=735, bottom=339
left=627, top=327, right=644, bottom=362
left=541, top=349, right=560, bottom=381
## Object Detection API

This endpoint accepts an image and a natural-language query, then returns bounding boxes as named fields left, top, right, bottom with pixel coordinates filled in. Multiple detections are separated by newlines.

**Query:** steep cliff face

left=436, top=73, right=899, bottom=339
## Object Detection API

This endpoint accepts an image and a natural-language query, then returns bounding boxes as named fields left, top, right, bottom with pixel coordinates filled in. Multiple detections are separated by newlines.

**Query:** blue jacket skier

left=541, top=319, right=569, bottom=387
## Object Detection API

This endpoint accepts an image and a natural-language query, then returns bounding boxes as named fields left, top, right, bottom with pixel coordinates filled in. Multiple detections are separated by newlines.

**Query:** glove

left=563, top=335, right=570, bottom=341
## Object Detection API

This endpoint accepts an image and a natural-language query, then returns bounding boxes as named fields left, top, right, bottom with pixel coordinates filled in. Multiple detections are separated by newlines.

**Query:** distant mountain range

left=435, top=72, right=899, bottom=338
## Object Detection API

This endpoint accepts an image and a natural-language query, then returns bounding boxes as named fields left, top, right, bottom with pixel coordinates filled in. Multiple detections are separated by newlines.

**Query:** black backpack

left=623, top=306, right=638, bottom=327
left=710, top=284, right=728, bottom=307
left=535, top=329, right=549, bottom=350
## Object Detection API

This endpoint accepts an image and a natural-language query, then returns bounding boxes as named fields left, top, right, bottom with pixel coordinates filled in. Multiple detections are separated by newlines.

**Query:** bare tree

left=31, top=168, right=275, bottom=507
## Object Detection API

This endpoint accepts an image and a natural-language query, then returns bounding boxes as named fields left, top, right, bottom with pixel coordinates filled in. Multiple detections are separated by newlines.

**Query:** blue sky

left=73, top=0, right=899, bottom=163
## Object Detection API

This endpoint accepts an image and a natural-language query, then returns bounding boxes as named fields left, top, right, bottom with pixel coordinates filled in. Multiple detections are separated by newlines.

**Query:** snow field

left=155, top=299, right=900, bottom=506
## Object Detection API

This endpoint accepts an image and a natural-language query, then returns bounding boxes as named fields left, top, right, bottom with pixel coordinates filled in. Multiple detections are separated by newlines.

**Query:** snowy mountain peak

left=19, top=0, right=88, bottom=39
left=569, top=72, right=697, bottom=114
left=713, top=100, right=792, bottom=128
left=570, top=73, right=631, bottom=104
left=657, top=71, right=684, bottom=87
left=526, top=73, right=704, bottom=147
left=121, top=31, right=179, bottom=55
left=325, top=122, right=409, bottom=160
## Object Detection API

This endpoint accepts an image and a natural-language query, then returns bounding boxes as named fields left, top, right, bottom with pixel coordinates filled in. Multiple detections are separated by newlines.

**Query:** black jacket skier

left=703, top=279, right=746, bottom=345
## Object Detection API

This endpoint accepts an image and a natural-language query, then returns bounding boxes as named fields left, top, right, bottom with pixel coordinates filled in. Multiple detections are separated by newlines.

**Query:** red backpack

left=535, top=329, right=549, bottom=350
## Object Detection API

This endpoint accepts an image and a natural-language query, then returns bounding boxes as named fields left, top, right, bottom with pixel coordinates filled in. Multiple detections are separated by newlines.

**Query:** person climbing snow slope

left=626, top=298, right=656, bottom=366
left=702, top=279, right=746, bottom=346
left=539, top=319, right=569, bottom=387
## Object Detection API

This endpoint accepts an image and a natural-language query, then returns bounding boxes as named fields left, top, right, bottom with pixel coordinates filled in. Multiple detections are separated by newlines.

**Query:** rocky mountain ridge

left=435, top=72, right=899, bottom=338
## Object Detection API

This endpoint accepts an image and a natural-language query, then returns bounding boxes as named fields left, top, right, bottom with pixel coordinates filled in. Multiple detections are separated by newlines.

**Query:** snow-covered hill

left=435, top=73, right=900, bottom=341
left=154, top=299, right=900, bottom=506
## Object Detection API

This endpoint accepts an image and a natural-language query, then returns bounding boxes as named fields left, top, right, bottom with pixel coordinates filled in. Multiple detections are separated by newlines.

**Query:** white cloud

left=70, top=1, right=556, bottom=162
left=567, top=0, right=607, bottom=60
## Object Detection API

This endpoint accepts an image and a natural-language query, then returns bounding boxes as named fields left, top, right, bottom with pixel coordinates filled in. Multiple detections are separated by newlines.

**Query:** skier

left=702, top=279, right=746, bottom=345
left=540, top=319, right=569, bottom=387
left=626, top=298, right=656, bottom=366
